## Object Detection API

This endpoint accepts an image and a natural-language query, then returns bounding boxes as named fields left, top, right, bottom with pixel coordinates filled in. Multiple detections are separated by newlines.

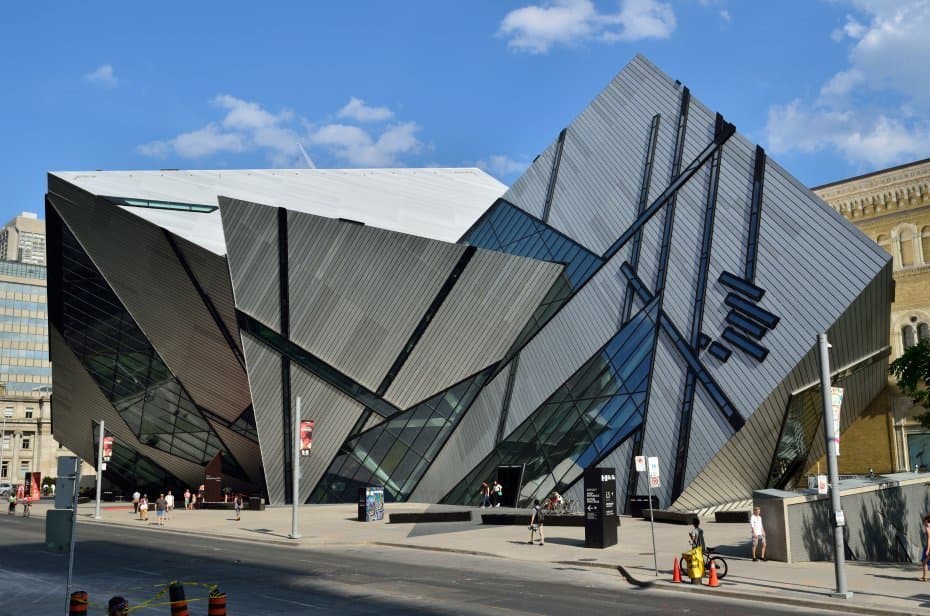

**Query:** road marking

left=123, top=567, right=158, bottom=576
left=261, top=594, right=323, bottom=608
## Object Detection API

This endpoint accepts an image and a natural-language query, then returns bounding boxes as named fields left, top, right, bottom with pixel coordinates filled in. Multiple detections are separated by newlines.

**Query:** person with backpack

left=528, top=498, right=545, bottom=546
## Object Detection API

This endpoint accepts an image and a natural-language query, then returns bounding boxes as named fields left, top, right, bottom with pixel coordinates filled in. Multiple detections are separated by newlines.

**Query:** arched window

left=919, top=323, right=930, bottom=342
left=876, top=234, right=891, bottom=255
left=922, top=226, right=930, bottom=264
left=901, top=228, right=916, bottom=267
left=903, top=325, right=916, bottom=349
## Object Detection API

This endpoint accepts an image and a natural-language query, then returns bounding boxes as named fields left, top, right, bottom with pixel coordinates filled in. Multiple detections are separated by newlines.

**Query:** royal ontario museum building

left=47, top=56, right=891, bottom=512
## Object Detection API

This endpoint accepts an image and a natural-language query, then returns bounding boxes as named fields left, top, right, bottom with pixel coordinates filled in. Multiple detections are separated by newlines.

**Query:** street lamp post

left=94, top=421, right=104, bottom=520
left=289, top=396, right=301, bottom=539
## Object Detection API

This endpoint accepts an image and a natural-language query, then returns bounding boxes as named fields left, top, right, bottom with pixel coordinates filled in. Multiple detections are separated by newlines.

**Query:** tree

left=889, top=339, right=930, bottom=428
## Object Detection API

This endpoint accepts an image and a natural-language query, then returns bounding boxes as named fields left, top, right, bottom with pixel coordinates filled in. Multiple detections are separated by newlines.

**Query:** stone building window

left=0, top=461, right=6, bottom=478
left=876, top=234, right=891, bottom=255
left=901, top=227, right=916, bottom=267
left=923, top=226, right=930, bottom=263
left=920, top=322, right=930, bottom=342
left=903, top=325, right=916, bottom=349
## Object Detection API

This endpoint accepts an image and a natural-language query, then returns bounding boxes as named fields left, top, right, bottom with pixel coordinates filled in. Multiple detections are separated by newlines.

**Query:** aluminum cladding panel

left=285, top=209, right=466, bottom=393
left=48, top=192, right=251, bottom=423
left=384, top=250, right=562, bottom=409
left=219, top=197, right=280, bottom=331
left=290, top=364, right=364, bottom=504
left=241, top=333, right=286, bottom=504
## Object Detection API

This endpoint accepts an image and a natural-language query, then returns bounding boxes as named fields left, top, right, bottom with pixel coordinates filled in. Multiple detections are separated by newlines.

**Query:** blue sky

left=2, top=1, right=928, bottom=223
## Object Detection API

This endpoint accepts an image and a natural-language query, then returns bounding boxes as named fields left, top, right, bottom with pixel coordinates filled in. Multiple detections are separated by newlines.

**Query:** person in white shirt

left=165, top=491, right=175, bottom=520
left=750, top=506, right=766, bottom=561
left=132, top=490, right=141, bottom=516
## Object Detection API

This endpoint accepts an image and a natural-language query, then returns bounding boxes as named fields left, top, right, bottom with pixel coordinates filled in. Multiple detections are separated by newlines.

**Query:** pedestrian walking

left=155, top=494, right=167, bottom=526
left=183, top=488, right=191, bottom=511
left=528, top=498, right=545, bottom=545
left=750, top=506, right=766, bottom=561
left=7, top=490, right=15, bottom=515
left=921, top=514, right=930, bottom=581
left=197, top=484, right=205, bottom=509
left=165, top=491, right=175, bottom=520
left=190, top=492, right=197, bottom=511
left=492, top=480, right=503, bottom=507
left=131, top=490, right=141, bottom=516
left=139, top=494, right=149, bottom=522
left=479, top=482, right=491, bottom=508
left=234, top=493, right=243, bottom=522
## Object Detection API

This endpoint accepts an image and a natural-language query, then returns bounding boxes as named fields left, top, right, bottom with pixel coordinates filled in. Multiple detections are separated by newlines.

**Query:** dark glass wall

left=52, top=213, right=246, bottom=480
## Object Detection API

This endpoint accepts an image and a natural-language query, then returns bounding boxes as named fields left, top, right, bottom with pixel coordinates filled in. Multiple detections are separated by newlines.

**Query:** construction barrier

left=207, top=588, right=227, bottom=616
left=68, top=591, right=88, bottom=615
left=168, top=582, right=189, bottom=616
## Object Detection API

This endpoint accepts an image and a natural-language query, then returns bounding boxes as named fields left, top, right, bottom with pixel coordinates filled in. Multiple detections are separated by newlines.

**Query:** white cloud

left=498, top=0, right=675, bottom=54
left=337, top=97, right=394, bottom=122
left=765, top=1, right=930, bottom=170
left=84, top=64, right=117, bottom=87
left=308, top=122, right=423, bottom=166
left=476, top=155, right=531, bottom=179
left=138, top=95, right=424, bottom=167
left=719, top=9, right=731, bottom=23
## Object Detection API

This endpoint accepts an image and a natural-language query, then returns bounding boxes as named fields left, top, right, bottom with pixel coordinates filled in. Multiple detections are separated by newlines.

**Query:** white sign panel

left=817, top=475, right=828, bottom=495
left=635, top=456, right=646, bottom=472
left=647, top=456, right=659, bottom=478
left=830, top=387, right=844, bottom=456
left=649, top=475, right=661, bottom=488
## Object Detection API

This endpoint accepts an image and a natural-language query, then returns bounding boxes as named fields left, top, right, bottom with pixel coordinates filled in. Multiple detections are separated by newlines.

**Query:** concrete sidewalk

left=37, top=500, right=930, bottom=615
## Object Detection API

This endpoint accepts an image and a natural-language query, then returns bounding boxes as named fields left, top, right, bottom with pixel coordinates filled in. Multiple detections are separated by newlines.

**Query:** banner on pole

left=817, top=474, right=828, bottom=495
left=102, top=436, right=113, bottom=462
left=830, top=387, right=844, bottom=456
left=647, top=456, right=659, bottom=478
left=300, top=420, right=314, bottom=456
left=635, top=456, right=646, bottom=472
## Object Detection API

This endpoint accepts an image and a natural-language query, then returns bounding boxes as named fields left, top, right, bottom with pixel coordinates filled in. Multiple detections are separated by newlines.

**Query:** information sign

left=649, top=475, right=660, bottom=488
left=647, top=456, right=659, bottom=478
left=635, top=456, right=646, bottom=472
left=817, top=475, right=828, bottom=495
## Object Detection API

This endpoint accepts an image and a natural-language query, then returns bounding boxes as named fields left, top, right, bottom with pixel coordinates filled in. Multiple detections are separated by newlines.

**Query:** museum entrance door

left=496, top=464, right=524, bottom=508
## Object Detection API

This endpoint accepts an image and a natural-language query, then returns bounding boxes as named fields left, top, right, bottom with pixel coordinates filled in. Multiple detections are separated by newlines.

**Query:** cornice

left=813, top=160, right=930, bottom=222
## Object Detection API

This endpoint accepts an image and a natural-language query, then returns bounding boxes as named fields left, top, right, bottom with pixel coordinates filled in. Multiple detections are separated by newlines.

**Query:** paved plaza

left=23, top=500, right=930, bottom=615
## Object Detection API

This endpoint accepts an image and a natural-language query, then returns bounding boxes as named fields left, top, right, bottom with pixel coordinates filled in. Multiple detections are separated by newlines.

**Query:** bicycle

left=679, top=548, right=728, bottom=580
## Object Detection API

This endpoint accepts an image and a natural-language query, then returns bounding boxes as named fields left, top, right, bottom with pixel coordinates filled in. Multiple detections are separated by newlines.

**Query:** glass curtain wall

left=441, top=301, right=658, bottom=507
left=0, top=271, right=51, bottom=394
left=311, top=368, right=494, bottom=503
left=57, top=221, right=244, bottom=475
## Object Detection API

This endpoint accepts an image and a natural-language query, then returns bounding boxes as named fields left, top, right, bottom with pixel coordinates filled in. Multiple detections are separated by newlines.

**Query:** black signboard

left=583, top=467, right=618, bottom=548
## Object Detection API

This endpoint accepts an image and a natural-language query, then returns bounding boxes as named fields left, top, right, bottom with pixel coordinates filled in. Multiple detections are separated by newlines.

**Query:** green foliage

left=890, top=339, right=930, bottom=428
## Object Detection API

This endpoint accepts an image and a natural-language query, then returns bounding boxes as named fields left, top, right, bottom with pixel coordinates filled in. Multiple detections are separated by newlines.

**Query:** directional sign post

left=583, top=467, right=618, bottom=548
left=642, top=456, right=660, bottom=575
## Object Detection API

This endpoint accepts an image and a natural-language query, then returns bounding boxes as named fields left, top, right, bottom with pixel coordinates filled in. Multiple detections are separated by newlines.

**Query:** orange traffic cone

left=707, top=560, right=720, bottom=587
left=671, top=557, right=681, bottom=583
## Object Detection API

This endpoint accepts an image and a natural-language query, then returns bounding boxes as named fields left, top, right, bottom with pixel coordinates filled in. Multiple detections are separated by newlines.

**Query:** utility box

left=584, top=467, right=619, bottom=548
left=46, top=509, right=72, bottom=553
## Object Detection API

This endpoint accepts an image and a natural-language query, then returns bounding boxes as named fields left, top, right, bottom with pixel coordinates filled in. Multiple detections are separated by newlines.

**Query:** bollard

left=168, top=582, right=189, bottom=616
left=207, top=588, right=227, bottom=616
left=69, top=591, right=88, bottom=615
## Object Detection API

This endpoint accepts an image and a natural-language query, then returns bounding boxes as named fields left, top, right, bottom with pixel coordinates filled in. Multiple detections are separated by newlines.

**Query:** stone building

left=812, top=158, right=930, bottom=474
left=0, top=212, right=46, bottom=267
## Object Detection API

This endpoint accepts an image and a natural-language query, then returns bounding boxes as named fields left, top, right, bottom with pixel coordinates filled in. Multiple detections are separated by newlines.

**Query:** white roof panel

left=51, top=168, right=506, bottom=255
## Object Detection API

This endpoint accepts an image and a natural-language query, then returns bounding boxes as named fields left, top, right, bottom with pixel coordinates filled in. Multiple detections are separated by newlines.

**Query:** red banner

left=102, top=436, right=114, bottom=462
left=24, top=472, right=40, bottom=502
left=300, top=420, right=314, bottom=456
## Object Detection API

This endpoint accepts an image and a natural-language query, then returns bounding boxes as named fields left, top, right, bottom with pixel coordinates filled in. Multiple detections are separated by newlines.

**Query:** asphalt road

left=2, top=514, right=832, bottom=615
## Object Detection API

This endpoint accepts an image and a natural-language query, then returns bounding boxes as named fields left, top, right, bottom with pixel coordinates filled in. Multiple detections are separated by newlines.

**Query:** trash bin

left=356, top=486, right=385, bottom=522
left=248, top=496, right=264, bottom=511
left=628, top=495, right=659, bottom=518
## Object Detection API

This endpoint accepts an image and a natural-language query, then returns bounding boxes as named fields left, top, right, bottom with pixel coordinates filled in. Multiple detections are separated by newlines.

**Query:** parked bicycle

left=679, top=548, right=728, bottom=580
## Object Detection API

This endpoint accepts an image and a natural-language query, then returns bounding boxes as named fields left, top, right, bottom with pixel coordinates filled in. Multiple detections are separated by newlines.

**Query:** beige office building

left=0, top=212, right=46, bottom=267
left=812, top=158, right=930, bottom=474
